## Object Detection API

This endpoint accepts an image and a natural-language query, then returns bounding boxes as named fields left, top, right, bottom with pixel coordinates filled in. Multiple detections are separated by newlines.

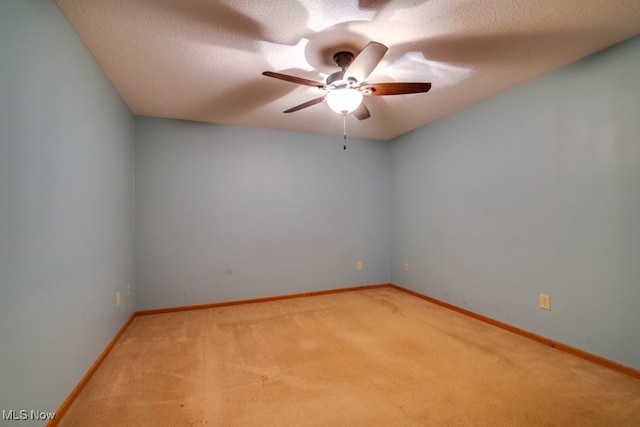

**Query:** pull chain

left=342, top=111, right=347, bottom=150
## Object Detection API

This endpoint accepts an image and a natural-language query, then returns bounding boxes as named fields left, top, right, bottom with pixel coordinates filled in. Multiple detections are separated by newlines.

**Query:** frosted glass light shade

left=326, top=89, right=363, bottom=113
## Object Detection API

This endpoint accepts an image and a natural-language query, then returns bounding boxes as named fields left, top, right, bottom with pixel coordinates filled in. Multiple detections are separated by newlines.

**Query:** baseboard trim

left=135, top=283, right=391, bottom=317
left=49, top=283, right=389, bottom=425
left=50, top=282, right=639, bottom=425
left=48, top=312, right=136, bottom=426
left=389, top=283, right=640, bottom=381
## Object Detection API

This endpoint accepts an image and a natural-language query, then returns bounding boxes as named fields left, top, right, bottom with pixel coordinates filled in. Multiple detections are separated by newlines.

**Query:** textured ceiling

left=56, top=0, right=640, bottom=141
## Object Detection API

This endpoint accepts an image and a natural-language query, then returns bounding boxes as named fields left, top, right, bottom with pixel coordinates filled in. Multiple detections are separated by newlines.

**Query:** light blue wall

left=390, top=36, right=640, bottom=369
left=1, top=1, right=638, bottom=417
left=134, top=118, right=390, bottom=310
left=0, top=0, right=135, bottom=420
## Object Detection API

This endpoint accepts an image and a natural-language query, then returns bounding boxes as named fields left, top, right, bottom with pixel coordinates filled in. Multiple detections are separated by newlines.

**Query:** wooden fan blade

left=361, top=82, right=432, bottom=96
left=352, top=102, right=371, bottom=120
left=283, top=96, right=326, bottom=113
left=263, top=71, right=325, bottom=89
left=344, top=41, right=388, bottom=83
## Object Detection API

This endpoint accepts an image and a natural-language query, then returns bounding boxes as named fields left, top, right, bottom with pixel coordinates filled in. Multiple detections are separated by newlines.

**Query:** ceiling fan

left=262, top=41, right=432, bottom=121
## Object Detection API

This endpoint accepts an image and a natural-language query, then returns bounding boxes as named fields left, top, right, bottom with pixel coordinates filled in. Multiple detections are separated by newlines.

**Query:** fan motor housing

left=326, top=70, right=346, bottom=86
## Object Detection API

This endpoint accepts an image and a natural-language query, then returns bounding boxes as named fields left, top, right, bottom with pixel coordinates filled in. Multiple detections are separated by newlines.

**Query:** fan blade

left=263, top=71, right=325, bottom=89
left=283, top=96, right=326, bottom=113
left=361, top=82, right=431, bottom=96
left=352, top=102, right=371, bottom=120
left=344, top=41, right=388, bottom=83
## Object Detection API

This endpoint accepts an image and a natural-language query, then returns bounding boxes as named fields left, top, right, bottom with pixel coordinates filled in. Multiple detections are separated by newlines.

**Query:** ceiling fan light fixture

left=326, top=89, right=363, bottom=114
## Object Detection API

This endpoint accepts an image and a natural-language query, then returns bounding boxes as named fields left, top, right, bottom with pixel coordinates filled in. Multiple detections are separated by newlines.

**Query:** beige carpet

left=59, top=287, right=640, bottom=426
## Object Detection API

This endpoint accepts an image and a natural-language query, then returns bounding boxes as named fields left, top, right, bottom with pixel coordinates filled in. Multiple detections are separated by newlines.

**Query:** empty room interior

left=1, top=1, right=640, bottom=425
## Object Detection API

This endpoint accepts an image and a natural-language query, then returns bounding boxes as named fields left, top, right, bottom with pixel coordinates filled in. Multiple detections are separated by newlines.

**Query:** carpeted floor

left=58, top=287, right=640, bottom=426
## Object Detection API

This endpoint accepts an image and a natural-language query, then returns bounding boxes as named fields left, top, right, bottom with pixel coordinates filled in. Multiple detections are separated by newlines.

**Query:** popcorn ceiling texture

left=56, top=0, right=640, bottom=140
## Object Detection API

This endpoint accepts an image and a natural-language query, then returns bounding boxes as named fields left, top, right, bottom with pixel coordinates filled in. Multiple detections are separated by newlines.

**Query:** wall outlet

left=539, top=294, right=550, bottom=310
left=404, top=263, right=409, bottom=272
left=116, top=291, right=121, bottom=307
left=127, top=284, right=131, bottom=295
left=356, top=261, right=363, bottom=271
